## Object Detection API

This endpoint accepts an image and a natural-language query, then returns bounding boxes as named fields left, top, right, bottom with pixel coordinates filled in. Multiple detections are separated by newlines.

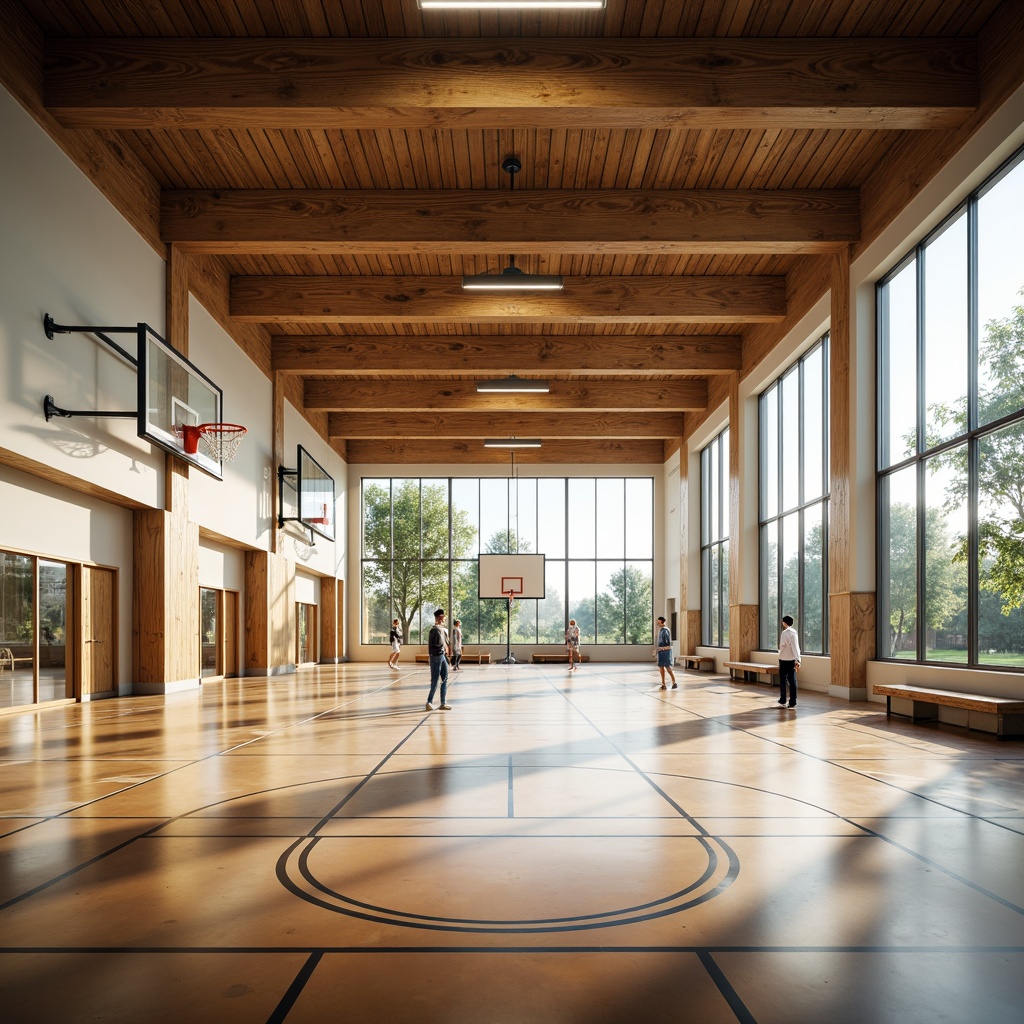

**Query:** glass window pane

left=568, top=479, right=596, bottom=558
left=780, top=512, right=800, bottom=632
left=881, top=258, right=918, bottom=466
left=538, top=479, right=566, bottom=558
left=978, top=158, right=1024, bottom=427
left=701, top=547, right=711, bottom=645
left=361, top=479, right=393, bottom=560
left=978, top=422, right=1024, bottom=667
left=480, top=478, right=509, bottom=553
left=701, top=447, right=711, bottom=546
left=721, top=541, right=730, bottom=647
left=880, top=466, right=918, bottom=659
left=709, top=439, right=720, bottom=543
left=451, top=479, right=479, bottom=558
left=452, top=560, right=479, bottom=643
left=39, top=560, right=69, bottom=702
left=762, top=384, right=779, bottom=520
left=511, top=477, right=538, bottom=553
left=761, top=521, right=779, bottom=650
left=568, top=560, right=596, bottom=644
left=803, top=345, right=824, bottom=501
left=361, top=559, right=390, bottom=644
left=625, top=478, right=654, bottom=559
left=393, top=560, right=423, bottom=644
left=421, top=479, right=449, bottom=559
left=924, top=447, right=968, bottom=663
left=781, top=369, right=800, bottom=511
left=391, top=479, right=421, bottom=559
left=923, top=214, right=968, bottom=447
left=596, top=560, right=624, bottom=644
left=200, top=588, right=218, bottom=677
left=802, top=504, right=824, bottom=653
left=539, top=560, right=566, bottom=642
left=596, top=479, right=625, bottom=558
left=709, top=545, right=721, bottom=646
left=625, top=561, right=654, bottom=645
left=0, top=552, right=34, bottom=709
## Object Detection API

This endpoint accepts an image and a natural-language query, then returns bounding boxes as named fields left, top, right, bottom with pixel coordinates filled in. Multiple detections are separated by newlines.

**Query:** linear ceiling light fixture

left=483, top=437, right=543, bottom=449
left=461, top=157, right=564, bottom=292
left=476, top=376, right=550, bottom=394
left=420, top=1, right=604, bottom=9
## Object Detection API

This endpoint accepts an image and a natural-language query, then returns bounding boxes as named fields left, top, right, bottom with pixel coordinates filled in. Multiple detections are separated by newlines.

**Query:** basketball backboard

left=279, top=445, right=335, bottom=542
left=478, top=554, right=545, bottom=599
left=138, top=326, right=225, bottom=478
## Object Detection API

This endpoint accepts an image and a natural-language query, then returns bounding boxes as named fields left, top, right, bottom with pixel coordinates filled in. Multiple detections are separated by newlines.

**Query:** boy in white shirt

left=778, top=614, right=801, bottom=708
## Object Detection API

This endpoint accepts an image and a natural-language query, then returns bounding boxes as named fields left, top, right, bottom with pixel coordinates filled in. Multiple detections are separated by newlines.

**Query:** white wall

left=0, top=88, right=166, bottom=507
left=0, top=462, right=134, bottom=691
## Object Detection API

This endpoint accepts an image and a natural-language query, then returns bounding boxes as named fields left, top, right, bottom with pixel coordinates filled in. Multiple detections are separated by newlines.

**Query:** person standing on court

left=656, top=615, right=677, bottom=689
left=565, top=618, right=581, bottom=672
left=426, top=608, right=452, bottom=710
left=451, top=619, right=463, bottom=672
left=387, top=618, right=403, bottom=670
left=778, top=614, right=801, bottom=708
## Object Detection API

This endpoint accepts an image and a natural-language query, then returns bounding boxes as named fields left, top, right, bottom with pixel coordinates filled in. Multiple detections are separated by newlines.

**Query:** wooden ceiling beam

left=345, top=438, right=668, bottom=465
left=162, top=188, right=860, bottom=255
left=45, top=37, right=977, bottom=130
left=273, top=334, right=740, bottom=375
left=232, top=276, right=786, bottom=325
left=329, top=411, right=683, bottom=439
left=304, top=379, right=706, bottom=412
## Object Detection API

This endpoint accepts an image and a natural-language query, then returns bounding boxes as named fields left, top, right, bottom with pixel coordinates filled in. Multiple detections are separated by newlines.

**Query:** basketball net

left=506, top=590, right=516, bottom=608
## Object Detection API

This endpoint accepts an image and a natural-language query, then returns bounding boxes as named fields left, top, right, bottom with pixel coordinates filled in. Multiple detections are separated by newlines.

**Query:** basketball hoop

left=180, top=422, right=248, bottom=463
left=506, top=590, right=517, bottom=608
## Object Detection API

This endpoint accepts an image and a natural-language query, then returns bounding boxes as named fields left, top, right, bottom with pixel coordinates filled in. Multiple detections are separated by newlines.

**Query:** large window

left=878, top=147, right=1024, bottom=668
left=701, top=430, right=729, bottom=647
left=361, top=477, right=654, bottom=646
left=759, top=337, right=830, bottom=653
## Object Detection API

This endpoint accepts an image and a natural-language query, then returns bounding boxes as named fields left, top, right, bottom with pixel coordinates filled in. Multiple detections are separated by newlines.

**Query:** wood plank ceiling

left=19, top=0, right=1007, bottom=463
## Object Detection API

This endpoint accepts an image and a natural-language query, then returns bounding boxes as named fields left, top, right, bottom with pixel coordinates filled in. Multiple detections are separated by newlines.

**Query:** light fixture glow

left=420, top=0, right=604, bottom=9
left=462, top=265, right=564, bottom=291
left=483, top=438, right=543, bottom=448
left=476, top=376, right=550, bottom=394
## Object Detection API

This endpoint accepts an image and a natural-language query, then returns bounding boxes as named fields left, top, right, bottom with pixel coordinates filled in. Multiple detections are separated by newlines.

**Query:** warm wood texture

left=729, top=605, right=760, bottom=664
left=81, top=565, right=115, bottom=697
left=276, top=336, right=736, bottom=377
left=224, top=590, right=240, bottom=678
left=132, top=510, right=200, bottom=689
left=345, top=438, right=665, bottom=465
left=330, top=411, right=683, bottom=439
left=44, top=37, right=977, bottom=131
left=232, top=276, right=787, bottom=325
left=872, top=683, right=1024, bottom=714
left=831, top=592, right=876, bottom=697
left=829, top=248, right=852, bottom=599
left=308, top=379, right=705, bottom=413
left=320, top=577, right=338, bottom=664
left=244, top=549, right=296, bottom=674
left=162, top=188, right=860, bottom=255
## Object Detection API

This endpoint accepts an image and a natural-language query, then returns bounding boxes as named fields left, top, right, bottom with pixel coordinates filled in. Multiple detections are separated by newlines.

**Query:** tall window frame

left=877, top=145, right=1024, bottom=669
left=700, top=429, right=729, bottom=647
left=360, top=477, right=655, bottom=647
left=758, top=336, right=831, bottom=653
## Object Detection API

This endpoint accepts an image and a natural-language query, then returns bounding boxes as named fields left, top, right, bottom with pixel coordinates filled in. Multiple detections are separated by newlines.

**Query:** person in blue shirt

left=656, top=616, right=676, bottom=689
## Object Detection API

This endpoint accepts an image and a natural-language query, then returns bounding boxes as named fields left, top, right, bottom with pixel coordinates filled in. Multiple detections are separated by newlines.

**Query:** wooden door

left=82, top=566, right=115, bottom=697
left=223, top=590, right=239, bottom=677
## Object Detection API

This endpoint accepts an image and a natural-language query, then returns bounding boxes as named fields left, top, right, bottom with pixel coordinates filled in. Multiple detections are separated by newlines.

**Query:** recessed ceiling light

left=476, top=376, right=550, bottom=393
left=483, top=438, right=543, bottom=448
left=420, top=0, right=604, bottom=9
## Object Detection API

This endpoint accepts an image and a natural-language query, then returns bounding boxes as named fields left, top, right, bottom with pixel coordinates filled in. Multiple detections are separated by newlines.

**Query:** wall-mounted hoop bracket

left=43, top=394, right=137, bottom=422
left=43, top=314, right=139, bottom=365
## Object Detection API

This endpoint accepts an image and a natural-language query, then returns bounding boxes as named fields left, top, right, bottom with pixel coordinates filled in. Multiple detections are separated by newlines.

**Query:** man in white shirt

left=778, top=614, right=801, bottom=708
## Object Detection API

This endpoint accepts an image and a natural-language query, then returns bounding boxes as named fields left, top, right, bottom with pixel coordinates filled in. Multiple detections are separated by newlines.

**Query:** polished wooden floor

left=1, top=662, right=1022, bottom=1023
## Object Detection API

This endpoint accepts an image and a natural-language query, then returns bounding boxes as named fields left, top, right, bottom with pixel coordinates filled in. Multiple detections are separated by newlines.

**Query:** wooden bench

left=681, top=655, right=716, bottom=672
left=873, top=683, right=1024, bottom=738
left=0, top=648, right=33, bottom=672
left=414, top=652, right=490, bottom=664
left=532, top=653, right=590, bottom=664
left=724, top=660, right=780, bottom=684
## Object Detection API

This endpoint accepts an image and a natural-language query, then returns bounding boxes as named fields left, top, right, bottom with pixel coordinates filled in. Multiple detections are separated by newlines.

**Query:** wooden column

left=828, top=246, right=875, bottom=699
left=132, top=245, right=200, bottom=693
left=727, top=372, right=758, bottom=661
left=244, top=549, right=295, bottom=675
left=320, top=576, right=338, bottom=664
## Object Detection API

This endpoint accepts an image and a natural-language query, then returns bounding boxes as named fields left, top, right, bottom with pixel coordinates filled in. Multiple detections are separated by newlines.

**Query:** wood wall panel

left=244, top=549, right=296, bottom=673
left=320, top=576, right=338, bottom=663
